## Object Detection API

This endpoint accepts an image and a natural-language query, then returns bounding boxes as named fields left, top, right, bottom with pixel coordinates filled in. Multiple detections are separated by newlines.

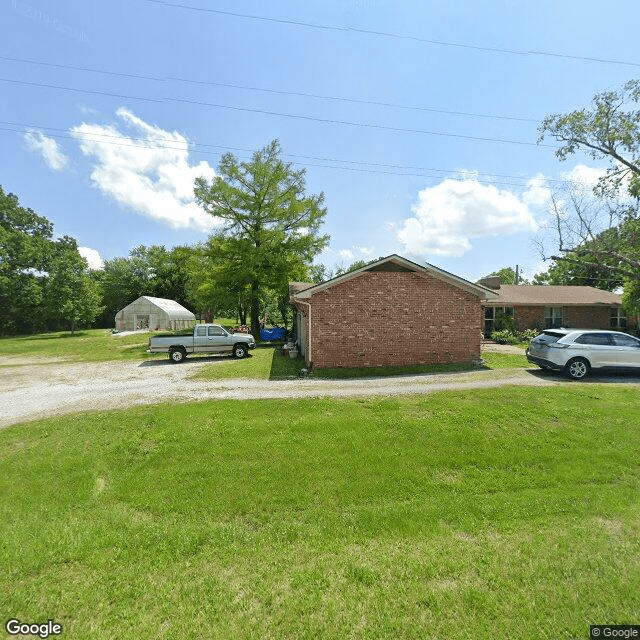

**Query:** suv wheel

left=565, top=357, right=590, bottom=380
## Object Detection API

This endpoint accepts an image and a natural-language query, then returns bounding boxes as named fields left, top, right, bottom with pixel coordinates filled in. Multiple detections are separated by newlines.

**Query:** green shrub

left=518, top=328, right=539, bottom=343
left=494, top=311, right=517, bottom=333
left=491, top=329, right=519, bottom=345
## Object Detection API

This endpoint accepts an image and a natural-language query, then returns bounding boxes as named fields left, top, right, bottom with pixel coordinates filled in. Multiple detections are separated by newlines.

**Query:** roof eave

left=293, top=254, right=499, bottom=300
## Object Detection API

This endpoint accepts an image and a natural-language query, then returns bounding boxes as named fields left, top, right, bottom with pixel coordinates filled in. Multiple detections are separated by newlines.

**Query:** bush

left=494, top=312, right=517, bottom=333
left=491, top=329, right=519, bottom=345
left=518, top=328, right=539, bottom=343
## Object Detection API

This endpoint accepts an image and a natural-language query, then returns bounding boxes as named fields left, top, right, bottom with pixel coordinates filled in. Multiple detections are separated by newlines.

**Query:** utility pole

left=515, top=265, right=519, bottom=285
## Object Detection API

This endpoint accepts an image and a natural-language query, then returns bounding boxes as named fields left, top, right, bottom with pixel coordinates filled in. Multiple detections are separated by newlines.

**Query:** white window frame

left=610, top=307, right=627, bottom=329
left=544, top=307, right=563, bottom=328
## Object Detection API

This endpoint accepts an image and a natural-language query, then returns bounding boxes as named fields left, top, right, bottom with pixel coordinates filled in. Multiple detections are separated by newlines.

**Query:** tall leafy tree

left=43, top=236, right=102, bottom=334
left=96, top=245, right=197, bottom=327
left=481, top=266, right=530, bottom=285
left=538, top=80, right=640, bottom=285
left=194, top=140, right=329, bottom=336
left=0, top=187, right=53, bottom=334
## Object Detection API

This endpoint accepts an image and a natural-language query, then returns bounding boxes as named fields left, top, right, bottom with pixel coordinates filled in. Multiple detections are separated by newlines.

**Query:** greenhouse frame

left=115, top=296, right=196, bottom=332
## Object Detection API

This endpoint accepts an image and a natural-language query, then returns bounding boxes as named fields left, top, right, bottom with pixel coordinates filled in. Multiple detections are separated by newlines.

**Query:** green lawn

left=0, top=319, right=237, bottom=365
left=0, top=328, right=529, bottom=377
left=2, top=386, right=639, bottom=639
left=0, top=328, right=162, bottom=363
left=193, top=346, right=529, bottom=380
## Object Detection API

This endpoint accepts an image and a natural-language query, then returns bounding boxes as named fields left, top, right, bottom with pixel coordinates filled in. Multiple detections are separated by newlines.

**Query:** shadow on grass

left=526, top=366, right=640, bottom=384
left=5, top=331, right=91, bottom=341
left=312, top=361, right=478, bottom=380
left=139, top=353, right=241, bottom=367
left=268, top=347, right=304, bottom=380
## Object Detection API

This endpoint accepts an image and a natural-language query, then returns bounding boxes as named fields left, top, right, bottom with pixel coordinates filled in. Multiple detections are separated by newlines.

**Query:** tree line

left=2, top=79, right=640, bottom=337
left=1, top=141, right=329, bottom=336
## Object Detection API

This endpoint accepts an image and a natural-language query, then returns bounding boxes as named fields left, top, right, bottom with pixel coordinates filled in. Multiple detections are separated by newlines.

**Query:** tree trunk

left=250, top=281, right=260, bottom=338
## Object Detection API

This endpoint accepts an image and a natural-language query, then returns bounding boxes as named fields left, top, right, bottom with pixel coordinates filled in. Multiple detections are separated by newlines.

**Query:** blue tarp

left=260, top=327, right=286, bottom=341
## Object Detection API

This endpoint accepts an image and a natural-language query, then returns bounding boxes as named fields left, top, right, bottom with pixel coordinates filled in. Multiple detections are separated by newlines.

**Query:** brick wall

left=564, top=306, right=611, bottom=329
left=301, top=271, right=482, bottom=369
left=510, top=305, right=613, bottom=332
left=512, top=306, right=545, bottom=332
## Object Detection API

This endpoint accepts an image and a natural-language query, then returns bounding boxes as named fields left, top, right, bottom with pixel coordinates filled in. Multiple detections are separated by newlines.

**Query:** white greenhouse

left=115, top=296, right=196, bottom=332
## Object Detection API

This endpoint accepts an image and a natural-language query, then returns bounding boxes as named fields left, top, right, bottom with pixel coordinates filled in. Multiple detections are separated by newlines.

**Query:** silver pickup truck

left=148, top=324, right=255, bottom=363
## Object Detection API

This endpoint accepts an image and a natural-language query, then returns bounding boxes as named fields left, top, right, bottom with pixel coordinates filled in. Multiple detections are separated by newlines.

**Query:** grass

left=0, top=328, right=531, bottom=377
left=0, top=328, right=162, bottom=363
left=2, top=386, right=639, bottom=638
left=0, top=319, right=242, bottom=365
left=193, top=346, right=529, bottom=380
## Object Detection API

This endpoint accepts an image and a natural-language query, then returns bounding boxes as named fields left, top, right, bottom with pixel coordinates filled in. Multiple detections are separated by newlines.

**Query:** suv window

left=574, top=333, right=612, bottom=345
left=611, top=333, right=640, bottom=348
left=535, top=331, right=565, bottom=344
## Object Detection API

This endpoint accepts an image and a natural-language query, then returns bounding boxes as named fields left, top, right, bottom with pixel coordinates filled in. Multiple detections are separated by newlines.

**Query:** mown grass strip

left=1, top=386, right=639, bottom=639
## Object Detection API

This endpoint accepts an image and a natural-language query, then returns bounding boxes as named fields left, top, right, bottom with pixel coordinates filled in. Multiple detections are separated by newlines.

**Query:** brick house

left=478, top=277, right=627, bottom=336
left=290, top=254, right=498, bottom=370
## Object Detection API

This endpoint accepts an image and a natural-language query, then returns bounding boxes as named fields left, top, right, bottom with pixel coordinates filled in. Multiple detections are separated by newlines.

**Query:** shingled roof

left=291, top=255, right=499, bottom=301
left=486, top=285, right=622, bottom=306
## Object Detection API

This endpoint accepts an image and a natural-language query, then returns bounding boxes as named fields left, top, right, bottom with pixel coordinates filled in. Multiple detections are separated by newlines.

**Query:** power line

left=2, top=119, right=571, bottom=187
left=3, top=125, right=540, bottom=187
left=0, top=77, right=553, bottom=149
left=0, top=54, right=538, bottom=123
left=144, top=0, right=640, bottom=68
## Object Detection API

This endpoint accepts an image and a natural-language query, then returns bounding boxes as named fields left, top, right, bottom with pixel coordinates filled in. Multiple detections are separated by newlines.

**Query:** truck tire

left=169, top=347, right=187, bottom=363
left=232, top=343, right=248, bottom=359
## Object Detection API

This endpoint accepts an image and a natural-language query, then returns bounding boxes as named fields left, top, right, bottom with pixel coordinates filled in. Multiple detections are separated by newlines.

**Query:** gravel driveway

left=2, top=353, right=638, bottom=428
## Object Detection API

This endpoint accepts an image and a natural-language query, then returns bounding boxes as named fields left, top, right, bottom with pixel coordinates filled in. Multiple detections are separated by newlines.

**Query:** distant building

left=477, top=278, right=627, bottom=336
left=115, top=296, right=195, bottom=332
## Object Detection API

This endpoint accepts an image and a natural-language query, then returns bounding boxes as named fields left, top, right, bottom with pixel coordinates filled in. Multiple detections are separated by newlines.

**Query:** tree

left=0, top=187, right=54, bottom=334
left=532, top=251, right=624, bottom=290
left=334, top=259, right=369, bottom=277
left=194, top=140, right=329, bottom=337
left=43, top=236, right=102, bottom=334
left=481, top=266, right=529, bottom=285
left=96, top=245, right=198, bottom=327
left=538, top=80, right=640, bottom=286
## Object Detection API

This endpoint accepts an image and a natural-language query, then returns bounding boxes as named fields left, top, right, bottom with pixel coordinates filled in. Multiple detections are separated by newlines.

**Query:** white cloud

left=24, top=130, right=69, bottom=171
left=353, top=245, right=373, bottom=257
left=397, top=177, right=540, bottom=258
left=523, top=173, right=552, bottom=209
left=561, top=164, right=606, bottom=189
left=78, top=246, right=105, bottom=270
left=70, top=108, right=219, bottom=231
left=337, top=245, right=375, bottom=262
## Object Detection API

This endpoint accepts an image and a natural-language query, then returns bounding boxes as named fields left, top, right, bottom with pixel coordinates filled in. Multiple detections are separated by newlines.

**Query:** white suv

left=526, top=328, right=640, bottom=379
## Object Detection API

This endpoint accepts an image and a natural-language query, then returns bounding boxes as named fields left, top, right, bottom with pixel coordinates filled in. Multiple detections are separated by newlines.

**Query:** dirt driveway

left=2, top=352, right=638, bottom=428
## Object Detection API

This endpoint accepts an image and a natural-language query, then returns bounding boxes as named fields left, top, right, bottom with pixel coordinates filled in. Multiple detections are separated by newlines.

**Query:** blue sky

left=2, top=0, right=639, bottom=281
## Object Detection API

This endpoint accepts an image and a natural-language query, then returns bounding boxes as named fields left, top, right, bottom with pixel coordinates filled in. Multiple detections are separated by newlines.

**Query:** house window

left=483, top=306, right=514, bottom=336
left=610, top=307, right=627, bottom=329
left=544, top=307, right=563, bottom=328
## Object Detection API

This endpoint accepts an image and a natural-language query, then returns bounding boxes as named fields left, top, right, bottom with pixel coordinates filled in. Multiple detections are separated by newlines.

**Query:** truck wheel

left=565, top=357, right=589, bottom=380
left=169, top=347, right=187, bottom=363
left=232, top=343, right=248, bottom=359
